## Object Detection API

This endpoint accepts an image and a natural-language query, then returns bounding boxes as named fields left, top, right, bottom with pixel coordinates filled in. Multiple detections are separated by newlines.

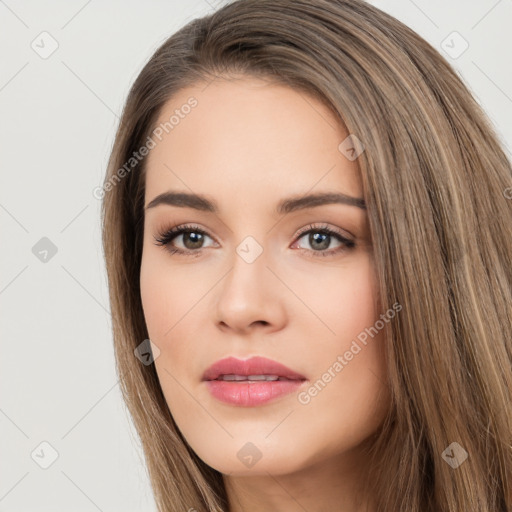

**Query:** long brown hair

left=100, top=0, right=512, bottom=510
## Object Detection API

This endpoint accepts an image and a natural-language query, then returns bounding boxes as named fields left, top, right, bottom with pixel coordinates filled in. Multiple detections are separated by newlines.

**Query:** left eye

left=292, top=225, right=355, bottom=256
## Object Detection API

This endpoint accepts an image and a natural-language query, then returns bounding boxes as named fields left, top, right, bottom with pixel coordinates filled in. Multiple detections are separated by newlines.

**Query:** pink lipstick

left=202, top=356, right=307, bottom=407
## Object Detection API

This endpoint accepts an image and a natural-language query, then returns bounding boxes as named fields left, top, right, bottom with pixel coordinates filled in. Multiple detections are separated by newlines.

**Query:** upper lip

left=202, top=356, right=307, bottom=381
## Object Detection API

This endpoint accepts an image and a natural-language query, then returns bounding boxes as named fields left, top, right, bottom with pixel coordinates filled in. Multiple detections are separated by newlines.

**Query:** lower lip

left=204, top=379, right=306, bottom=406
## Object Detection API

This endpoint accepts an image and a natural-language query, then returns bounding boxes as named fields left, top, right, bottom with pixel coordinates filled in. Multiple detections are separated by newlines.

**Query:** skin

left=140, top=75, right=391, bottom=512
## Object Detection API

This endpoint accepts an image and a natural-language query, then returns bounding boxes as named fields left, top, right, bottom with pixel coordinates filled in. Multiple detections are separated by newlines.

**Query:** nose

left=215, top=246, right=286, bottom=335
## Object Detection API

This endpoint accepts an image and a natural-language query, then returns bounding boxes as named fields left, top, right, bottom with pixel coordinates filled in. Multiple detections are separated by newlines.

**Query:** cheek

left=139, top=255, right=195, bottom=417
left=342, top=267, right=379, bottom=341
left=287, top=253, right=379, bottom=340
left=139, top=250, right=203, bottom=340
left=139, top=252, right=209, bottom=399
left=294, top=255, right=387, bottom=424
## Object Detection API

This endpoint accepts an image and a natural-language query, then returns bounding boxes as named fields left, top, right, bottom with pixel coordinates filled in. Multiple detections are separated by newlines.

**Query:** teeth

left=218, top=374, right=281, bottom=381
left=248, top=375, right=280, bottom=381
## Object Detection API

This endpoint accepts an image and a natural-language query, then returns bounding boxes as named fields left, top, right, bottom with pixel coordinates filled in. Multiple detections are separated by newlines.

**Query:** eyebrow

left=144, top=190, right=366, bottom=215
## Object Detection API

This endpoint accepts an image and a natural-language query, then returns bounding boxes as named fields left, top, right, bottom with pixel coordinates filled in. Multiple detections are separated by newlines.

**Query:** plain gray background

left=1, top=0, right=510, bottom=510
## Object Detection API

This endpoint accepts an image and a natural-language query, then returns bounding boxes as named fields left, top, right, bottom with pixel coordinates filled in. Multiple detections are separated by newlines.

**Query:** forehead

left=144, top=76, right=362, bottom=209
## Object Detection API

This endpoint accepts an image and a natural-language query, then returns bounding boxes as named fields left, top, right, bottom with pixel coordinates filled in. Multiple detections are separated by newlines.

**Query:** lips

left=202, top=356, right=306, bottom=382
left=202, top=356, right=307, bottom=407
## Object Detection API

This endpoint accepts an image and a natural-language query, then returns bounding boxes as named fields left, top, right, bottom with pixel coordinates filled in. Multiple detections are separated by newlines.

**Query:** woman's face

left=140, top=76, right=390, bottom=477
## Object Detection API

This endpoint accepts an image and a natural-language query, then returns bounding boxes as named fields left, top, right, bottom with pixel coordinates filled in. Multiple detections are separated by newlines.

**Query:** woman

left=100, top=0, right=512, bottom=510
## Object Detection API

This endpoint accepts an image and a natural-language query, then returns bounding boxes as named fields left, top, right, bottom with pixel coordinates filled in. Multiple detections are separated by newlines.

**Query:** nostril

left=252, top=320, right=269, bottom=327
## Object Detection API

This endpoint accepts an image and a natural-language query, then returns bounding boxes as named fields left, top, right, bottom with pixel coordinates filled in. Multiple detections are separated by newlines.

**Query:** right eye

left=153, top=223, right=217, bottom=255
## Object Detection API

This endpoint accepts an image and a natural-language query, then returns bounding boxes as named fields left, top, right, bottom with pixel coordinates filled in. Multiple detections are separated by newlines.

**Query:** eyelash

left=153, top=223, right=356, bottom=258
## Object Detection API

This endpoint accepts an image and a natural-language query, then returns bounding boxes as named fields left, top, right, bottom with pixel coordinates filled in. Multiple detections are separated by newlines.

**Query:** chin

left=193, top=438, right=316, bottom=477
